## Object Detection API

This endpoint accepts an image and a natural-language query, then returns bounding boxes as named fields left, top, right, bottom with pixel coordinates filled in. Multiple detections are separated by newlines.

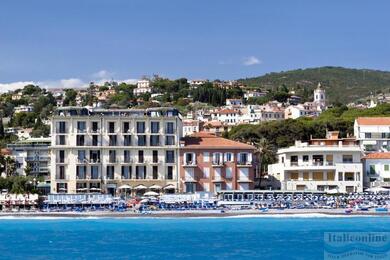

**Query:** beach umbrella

left=326, top=189, right=339, bottom=195
left=365, top=187, right=389, bottom=193
left=118, top=184, right=132, bottom=190
left=163, top=184, right=175, bottom=190
left=144, top=191, right=159, bottom=196
left=134, top=184, right=147, bottom=190
left=149, top=184, right=162, bottom=190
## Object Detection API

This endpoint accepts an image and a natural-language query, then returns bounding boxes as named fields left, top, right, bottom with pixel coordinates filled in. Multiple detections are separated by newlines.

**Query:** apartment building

left=362, top=153, right=390, bottom=189
left=354, top=117, right=390, bottom=153
left=268, top=131, right=364, bottom=193
left=133, top=80, right=152, bottom=96
left=50, top=107, right=182, bottom=195
left=179, top=132, right=257, bottom=194
left=7, top=137, right=51, bottom=178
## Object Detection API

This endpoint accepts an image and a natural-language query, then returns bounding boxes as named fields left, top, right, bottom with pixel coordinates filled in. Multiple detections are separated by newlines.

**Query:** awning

left=149, top=184, right=162, bottom=190
left=134, top=184, right=147, bottom=190
left=363, top=140, right=377, bottom=145
left=163, top=184, right=176, bottom=190
left=118, top=184, right=132, bottom=190
left=106, top=184, right=117, bottom=189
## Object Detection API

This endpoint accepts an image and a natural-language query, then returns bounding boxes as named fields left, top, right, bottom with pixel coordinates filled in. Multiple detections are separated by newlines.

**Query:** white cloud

left=0, top=78, right=139, bottom=93
left=243, top=56, right=261, bottom=66
left=92, top=70, right=113, bottom=79
left=0, top=81, right=35, bottom=92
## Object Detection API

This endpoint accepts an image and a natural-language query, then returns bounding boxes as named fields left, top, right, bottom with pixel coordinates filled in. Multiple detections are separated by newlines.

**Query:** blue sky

left=0, top=0, right=389, bottom=90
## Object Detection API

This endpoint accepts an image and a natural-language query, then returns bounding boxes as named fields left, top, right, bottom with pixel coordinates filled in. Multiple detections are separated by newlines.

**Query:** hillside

left=238, top=66, right=390, bottom=104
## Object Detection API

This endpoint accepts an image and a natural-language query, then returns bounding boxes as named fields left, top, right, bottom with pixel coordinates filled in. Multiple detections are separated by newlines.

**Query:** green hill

left=238, top=66, right=390, bottom=104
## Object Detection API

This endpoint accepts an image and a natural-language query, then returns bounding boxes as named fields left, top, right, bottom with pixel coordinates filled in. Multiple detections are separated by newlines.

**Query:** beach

left=1, top=208, right=389, bottom=218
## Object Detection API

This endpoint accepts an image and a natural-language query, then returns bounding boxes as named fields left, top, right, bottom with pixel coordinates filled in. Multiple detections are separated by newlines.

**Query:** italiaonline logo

left=324, top=232, right=390, bottom=260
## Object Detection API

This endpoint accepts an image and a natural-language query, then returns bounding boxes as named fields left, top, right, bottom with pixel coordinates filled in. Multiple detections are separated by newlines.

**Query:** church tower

left=313, top=82, right=326, bottom=109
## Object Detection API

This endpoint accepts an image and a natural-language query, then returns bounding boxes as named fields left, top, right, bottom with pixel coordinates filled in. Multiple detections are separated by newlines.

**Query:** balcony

left=119, top=158, right=133, bottom=164
left=183, top=161, right=197, bottom=167
left=237, top=161, right=252, bottom=167
left=26, top=156, right=50, bottom=161
left=212, top=160, right=224, bottom=167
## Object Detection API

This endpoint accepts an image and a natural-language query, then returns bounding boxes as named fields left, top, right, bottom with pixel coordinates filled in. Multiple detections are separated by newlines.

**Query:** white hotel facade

left=50, top=107, right=182, bottom=195
left=268, top=132, right=364, bottom=193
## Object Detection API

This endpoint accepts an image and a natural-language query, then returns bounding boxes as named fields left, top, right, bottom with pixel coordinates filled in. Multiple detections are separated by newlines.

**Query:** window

left=123, top=122, right=130, bottom=133
left=166, top=166, right=173, bottom=179
left=58, top=166, right=65, bottom=179
left=109, top=150, right=116, bottom=163
left=226, top=167, right=232, bottom=178
left=153, top=150, right=158, bottom=163
left=370, top=165, right=376, bottom=175
left=76, top=135, right=85, bottom=146
left=212, top=153, right=223, bottom=165
left=338, top=172, right=343, bottom=181
left=137, top=135, right=146, bottom=146
left=124, top=150, right=131, bottom=163
left=108, top=122, right=115, bottom=133
left=90, top=150, right=100, bottom=163
left=214, top=183, right=222, bottom=192
left=153, top=166, right=158, bottom=179
left=58, top=135, right=66, bottom=145
left=151, top=122, right=160, bottom=133
left=165, top=136, right=175, bottom=145
left=123, top=135, right=131, bottom=146
left=77, top=121, right=86, bottom=133
left=109, top=135, right=117, bottom=146
left=342, top=155, right=353, bottom=163
left=150, top=135, right=160, bottom=146
left=185, top=183, right=195, bottom=193
left=106, top=166, right=114, bottom=179
left=136, top=166, right=146, bottom=179
left=136, top=122, right=145, bottom=133
left=365, top=133, right=372, bottom=139
left=138, top=150, right=144, bottom=163
left=57, top=121, right=66, bottom=133
left=303, top=155, right=309, bottom=162
left=91, top=166, right=99, bottom=179
left=77, top=150, right=85, bottom=162
left=385, top=165, right=390, bottom=171
left=225, top=153, right=234, bottom=162
left=203, top=152, right=210, bottom=162
left=92, top=135, right=99, bottom=146
left=91, top=122, right=99, bottom=133
left=166, top=122, right=174, bottom=134
left=239, top=153, right=249, bottom=164
left=121, top=166, right=131, bottom=179
left=59, top=150, right=65, bottom=163
left=166, top=151, right=175, bottom=163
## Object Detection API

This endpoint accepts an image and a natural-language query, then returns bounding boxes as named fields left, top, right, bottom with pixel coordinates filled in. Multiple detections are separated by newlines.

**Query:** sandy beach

left=0, top=209, right=389, bottom=218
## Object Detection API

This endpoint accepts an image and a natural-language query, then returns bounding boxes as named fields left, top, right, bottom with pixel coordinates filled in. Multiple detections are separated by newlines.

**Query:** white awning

left=363, top=140, right=377, bottom=145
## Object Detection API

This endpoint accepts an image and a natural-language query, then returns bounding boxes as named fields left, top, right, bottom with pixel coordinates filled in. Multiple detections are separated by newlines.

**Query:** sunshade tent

left=144, top=191, right=159, bottom=196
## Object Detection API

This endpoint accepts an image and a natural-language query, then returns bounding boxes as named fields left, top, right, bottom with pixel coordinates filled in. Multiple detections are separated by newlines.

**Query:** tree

left=63, top=89, right=77, bottom=106
left=0, top=115, right=4, bottom=138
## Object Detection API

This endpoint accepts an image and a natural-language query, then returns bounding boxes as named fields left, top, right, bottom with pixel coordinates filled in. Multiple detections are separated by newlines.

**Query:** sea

left=0, top=215, right=390, bottom=259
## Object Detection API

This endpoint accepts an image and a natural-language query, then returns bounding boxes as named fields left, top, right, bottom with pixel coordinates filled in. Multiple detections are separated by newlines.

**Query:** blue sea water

left=0, top=216, right=389, bottom=259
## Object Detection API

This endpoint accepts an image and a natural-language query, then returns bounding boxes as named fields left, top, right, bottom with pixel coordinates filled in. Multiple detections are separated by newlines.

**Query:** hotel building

left=7, top=137, right=51, bottom=177
left=354, top=117, right=390, bottom=153
left=50, top=107, right=182, bottom=195
left=179, top=132, right=257, bottom=193
left=268, top=131, right=364, bottom=193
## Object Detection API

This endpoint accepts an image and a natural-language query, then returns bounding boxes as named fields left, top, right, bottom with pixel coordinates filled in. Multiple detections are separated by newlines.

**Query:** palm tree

left=252, top=138, right=276, bottom=189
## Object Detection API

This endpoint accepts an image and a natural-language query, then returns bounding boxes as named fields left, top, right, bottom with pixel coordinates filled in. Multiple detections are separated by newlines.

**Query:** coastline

left=1, top=209, right=389, bottom=219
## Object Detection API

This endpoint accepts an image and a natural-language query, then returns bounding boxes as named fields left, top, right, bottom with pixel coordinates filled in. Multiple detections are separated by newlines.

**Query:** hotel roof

left=356, top=117, right=390, bottom=125
left=181, top=132, right=255, bottom=150
left=363, top=152, right=390, bottom=159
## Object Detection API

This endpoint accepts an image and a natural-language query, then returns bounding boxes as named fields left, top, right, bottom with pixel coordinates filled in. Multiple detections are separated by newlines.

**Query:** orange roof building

left=179, top=132, right=257, bottom=193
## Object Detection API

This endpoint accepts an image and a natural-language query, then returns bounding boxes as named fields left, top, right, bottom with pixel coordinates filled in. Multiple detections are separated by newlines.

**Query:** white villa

left=354, top=117, right=390, bottom=153
left=268, top=131, right=364, bottom=193
left=362, top=152, right=390, bottom=189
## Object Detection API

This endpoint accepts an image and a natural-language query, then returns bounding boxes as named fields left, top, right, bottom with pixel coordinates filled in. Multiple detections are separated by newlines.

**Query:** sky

left=0, top=0, right=390, bottom=91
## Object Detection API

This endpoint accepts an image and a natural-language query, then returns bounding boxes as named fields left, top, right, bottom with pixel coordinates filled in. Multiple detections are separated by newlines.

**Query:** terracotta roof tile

left=363, top=152, right=390, bottom=159
left=356, top=117, right=390, bottom=125
left=182, top=132, right=255, bottom=150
